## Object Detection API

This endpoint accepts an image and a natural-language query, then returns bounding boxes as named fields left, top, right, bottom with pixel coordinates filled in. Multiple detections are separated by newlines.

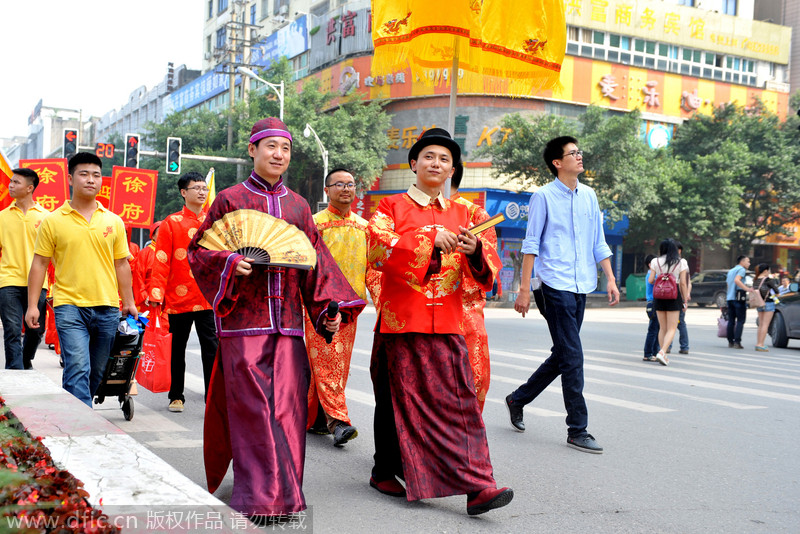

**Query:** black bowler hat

left=407, top=127, right=461, bottom=169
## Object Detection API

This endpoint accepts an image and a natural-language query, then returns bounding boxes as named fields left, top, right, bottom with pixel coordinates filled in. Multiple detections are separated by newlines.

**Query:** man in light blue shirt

left=725, top=255, right=753, bottom=348
left=504, top=136, right=619, bottom=454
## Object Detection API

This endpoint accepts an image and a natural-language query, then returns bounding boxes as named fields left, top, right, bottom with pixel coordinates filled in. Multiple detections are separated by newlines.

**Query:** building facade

left=172, top=0, right=795, bottom=293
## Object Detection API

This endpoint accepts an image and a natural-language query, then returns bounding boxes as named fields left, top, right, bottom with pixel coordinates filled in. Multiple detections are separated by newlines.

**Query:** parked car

left=769, top=290, right=800, bottom=347
left=689, top=269, right=754, bottom=308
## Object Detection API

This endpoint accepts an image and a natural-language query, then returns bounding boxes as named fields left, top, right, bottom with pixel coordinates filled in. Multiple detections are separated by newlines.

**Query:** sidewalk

left=0, top=368, right=266, bottom=533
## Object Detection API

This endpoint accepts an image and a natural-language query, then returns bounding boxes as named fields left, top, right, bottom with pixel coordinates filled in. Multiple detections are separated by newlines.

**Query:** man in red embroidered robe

left=449, top=162, right=498, bottom=412
left=367, top=128, right=513, bottom=516
left=187, top=118, right=365, bottom=520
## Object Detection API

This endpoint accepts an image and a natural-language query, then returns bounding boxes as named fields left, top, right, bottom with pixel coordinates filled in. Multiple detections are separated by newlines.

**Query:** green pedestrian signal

left=166, top=137, right=182, bottom=175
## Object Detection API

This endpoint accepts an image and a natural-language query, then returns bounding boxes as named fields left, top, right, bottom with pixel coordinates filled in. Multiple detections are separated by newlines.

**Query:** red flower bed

left=0, top=395, right=120, bottom=533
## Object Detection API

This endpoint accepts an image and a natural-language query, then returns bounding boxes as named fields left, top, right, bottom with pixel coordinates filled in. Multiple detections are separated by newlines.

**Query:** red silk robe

left=367, top=186, right=503, bottom=501
left=452, top=193, right=498, bottom=412
left=188, top=173, right=365, bottom=516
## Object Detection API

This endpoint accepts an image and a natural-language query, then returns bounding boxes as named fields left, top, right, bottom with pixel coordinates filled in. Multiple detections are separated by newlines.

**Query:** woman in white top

left=648, top=239, right=690, bottom=366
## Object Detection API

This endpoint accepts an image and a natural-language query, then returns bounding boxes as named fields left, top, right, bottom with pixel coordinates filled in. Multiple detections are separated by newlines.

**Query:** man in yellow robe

left=304, top=168, right=368, bottom=447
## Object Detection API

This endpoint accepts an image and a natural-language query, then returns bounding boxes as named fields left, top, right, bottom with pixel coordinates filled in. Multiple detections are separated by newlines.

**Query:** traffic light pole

left=74, top=146, right=250, bottom=166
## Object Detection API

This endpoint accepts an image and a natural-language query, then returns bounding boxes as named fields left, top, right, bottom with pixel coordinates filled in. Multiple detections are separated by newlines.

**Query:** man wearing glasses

left=148, top=171, right=218, bottom=412
left=505, top=136, right=619, bottom=454
left=303, top=168, right=367, bottom=446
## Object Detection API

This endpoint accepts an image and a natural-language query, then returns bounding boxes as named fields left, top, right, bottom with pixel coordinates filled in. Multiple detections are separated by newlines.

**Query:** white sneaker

left=655, top=350, right=669, bottom=366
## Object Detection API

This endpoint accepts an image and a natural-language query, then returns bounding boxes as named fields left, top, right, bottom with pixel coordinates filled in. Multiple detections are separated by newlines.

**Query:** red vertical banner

left=97, top=176, right=113, bottom=208
left=18, top=158, right=69, bottom=212
left=110, top=166, right=158, bottom=228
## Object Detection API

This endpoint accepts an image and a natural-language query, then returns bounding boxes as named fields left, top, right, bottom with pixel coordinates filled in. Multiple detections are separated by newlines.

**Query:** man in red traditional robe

left=187, top=118, right=365, bottom=521
left=367, top=128, right=513, bottom=516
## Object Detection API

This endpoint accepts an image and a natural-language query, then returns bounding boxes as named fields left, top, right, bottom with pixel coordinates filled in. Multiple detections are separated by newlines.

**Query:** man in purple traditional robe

left=187, top=118, right=365, bottom=520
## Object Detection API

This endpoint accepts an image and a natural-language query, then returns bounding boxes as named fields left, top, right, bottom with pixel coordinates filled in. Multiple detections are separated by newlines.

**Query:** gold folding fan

left=197, top=209, right=316, bottom=269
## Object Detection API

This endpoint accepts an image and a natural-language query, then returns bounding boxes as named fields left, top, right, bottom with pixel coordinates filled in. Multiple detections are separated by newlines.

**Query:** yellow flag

left=371, top=0, right=565, bottom=96
left=0, top=148, right=13, bottom=210
left=203, top=167, right=216, bottom=210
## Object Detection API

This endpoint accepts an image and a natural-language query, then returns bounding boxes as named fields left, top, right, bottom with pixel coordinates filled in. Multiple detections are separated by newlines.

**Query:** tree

left=477, top=106, right=700, bottom=253
left=144, top=57, right=391, bottom=219
left=671, top=100, right=800, bottom=254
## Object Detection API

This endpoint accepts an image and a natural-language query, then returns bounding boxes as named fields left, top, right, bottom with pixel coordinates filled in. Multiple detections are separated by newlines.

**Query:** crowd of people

left=641, top=246, right=787, bottom=360
left=5, top=120, right=718, bottom=523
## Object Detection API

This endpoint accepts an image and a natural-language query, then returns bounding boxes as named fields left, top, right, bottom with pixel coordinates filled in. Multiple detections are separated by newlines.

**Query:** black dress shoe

left=505, top=394, right=525, bottom=432
left=333, top=423, right=358, bottom=447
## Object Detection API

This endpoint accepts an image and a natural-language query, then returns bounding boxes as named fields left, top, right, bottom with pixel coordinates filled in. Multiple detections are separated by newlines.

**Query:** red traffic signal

left=63, top=129, right=78, bottom=160
left=125, top=134, right=140, bottom=168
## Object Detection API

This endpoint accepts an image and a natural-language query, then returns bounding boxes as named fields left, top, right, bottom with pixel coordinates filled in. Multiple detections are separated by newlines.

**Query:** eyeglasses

left=561, top=150, right=584, bottom=159
left=184, top=186, right=209, bottom=193
left=326, top=182, right=356, bottom=190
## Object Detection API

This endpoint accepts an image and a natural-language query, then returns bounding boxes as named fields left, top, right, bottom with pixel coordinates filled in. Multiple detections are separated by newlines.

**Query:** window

left=610, top=34, right=619, bottom=48
left=581, top=29, right=592, bottom=43
left=251, top=4, right=256, bottom=24
left=568, top=26, right=579, bottom=41
left=658, top=44, right=668, bottom=57
left=722, top=0, right=736, bottom=16
left=593, top=31, right=604, bottom=45
left=216, top=27, right=227, bottom=49
left=261, top=0, right=270, bottom=19
left=677, top=0, right=694, bottom=5
left=218, top=0, right=228, bottom=13
left=645, top=41, right=655, bottom=55
left=274, top=0, right=289, bottom=15
left=705, top=53, right=715, bottom=65
left=634, top=39, right=644, bottom=52
left=208, top=0, right=214, bottom=19
left=206, top=35, right=212, bottom=53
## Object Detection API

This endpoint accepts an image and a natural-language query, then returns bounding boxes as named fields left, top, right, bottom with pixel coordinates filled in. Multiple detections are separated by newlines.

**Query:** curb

left=0, top=369, right=258, bottom=533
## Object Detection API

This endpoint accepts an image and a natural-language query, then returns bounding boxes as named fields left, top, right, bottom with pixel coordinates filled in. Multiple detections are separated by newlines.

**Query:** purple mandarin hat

left=250, top=117, right=293, bottom=144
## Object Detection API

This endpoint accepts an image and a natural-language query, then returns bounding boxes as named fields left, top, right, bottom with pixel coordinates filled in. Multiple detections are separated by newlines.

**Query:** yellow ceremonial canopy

left=371, top=0, right=566, bottom=96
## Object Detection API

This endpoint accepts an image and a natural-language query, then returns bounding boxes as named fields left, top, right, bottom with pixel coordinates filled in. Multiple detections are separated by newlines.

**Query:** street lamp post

left=237, top=66, right=285, bottom=121
left=303, top=123, right=329, bottom=203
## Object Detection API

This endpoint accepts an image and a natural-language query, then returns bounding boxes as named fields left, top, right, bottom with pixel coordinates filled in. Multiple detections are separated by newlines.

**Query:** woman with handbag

left=648, top=239, right=690, bottom=366
left=753, top=263, right=780, bottom=352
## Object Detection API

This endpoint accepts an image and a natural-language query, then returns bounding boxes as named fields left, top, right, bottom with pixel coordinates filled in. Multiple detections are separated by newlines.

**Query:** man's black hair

left=178, top=171, right=206, bottom=190
left=68, top=152, right=102, bottom=175
left=325, top=168, right=353, bottom=187
left=543, top=136, right=578, bottom=177
left=736, top=254, right=748, bottom=264
left=12, top=167, right=39, bottom=190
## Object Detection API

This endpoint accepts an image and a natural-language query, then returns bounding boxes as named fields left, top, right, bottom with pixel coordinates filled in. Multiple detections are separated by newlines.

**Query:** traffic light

left=63, top=129, right=78, bottom=160
left=125, top=134, right=140, bottom=168
left=166, top=137, right=182, bottom=175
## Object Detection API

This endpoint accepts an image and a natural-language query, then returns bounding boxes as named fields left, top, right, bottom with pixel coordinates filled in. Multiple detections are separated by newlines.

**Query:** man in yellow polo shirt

left=26, top=153, right=137, bottom=407
left=0, top=168, right=49, bottom=370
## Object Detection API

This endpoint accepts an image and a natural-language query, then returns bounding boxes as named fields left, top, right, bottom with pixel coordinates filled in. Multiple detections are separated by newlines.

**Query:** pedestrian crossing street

left=21, top=307, right=800, bottom=449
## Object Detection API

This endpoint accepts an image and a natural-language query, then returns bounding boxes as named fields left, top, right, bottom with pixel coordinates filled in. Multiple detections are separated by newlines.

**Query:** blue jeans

left=726, top=300, right=747, bottom=344
left=54, top=305, right=119, bottom=407
left=511, top=284, right=588, bottom=437
left=644, top=301, right=660, bottom=357
left=0, top=286, right=47, bottom=370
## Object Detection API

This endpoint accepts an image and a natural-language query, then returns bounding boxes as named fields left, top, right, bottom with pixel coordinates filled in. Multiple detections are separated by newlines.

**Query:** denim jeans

left=511, top=283, right=589, bottom=437
left=644, top=301, right=660, bottom=357
left=726, top=300, right=747, bottom=344
left=53, top=305, right=119, bottom=407
left=0, top=286, right=47, bottom=370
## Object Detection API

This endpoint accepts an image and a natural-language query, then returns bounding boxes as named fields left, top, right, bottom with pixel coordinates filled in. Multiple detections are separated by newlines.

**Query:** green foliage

left=143, top=57, right=390, bottom=219
left=478, top=102, right=800, bottom=257
left=672, top=100, right=800, bottom=254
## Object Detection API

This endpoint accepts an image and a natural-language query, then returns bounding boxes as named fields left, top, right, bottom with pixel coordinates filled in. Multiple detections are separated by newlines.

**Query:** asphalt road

left=15, top=305, right=800, bottom=533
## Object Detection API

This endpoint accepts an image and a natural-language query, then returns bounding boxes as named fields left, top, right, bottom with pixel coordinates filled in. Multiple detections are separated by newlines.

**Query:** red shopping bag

left=136, top=313, right=172, bottom=393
